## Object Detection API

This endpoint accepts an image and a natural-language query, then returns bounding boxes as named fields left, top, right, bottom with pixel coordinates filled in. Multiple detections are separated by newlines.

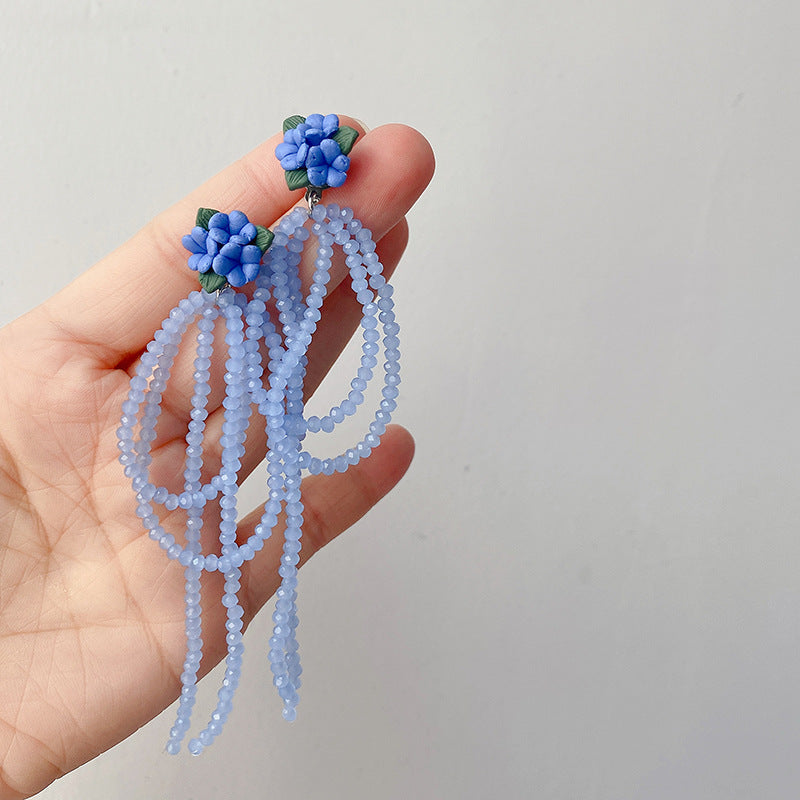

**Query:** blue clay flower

left=275, top=113, right=351, bottom=188
left=182, top=210, right=262, bottom=287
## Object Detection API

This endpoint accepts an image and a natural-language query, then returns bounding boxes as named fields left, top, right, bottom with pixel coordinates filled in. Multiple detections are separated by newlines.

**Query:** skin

left=0, top=120, right=435, bottom=799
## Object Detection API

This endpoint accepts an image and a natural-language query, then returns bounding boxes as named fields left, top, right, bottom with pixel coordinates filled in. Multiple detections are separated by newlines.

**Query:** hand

left=0, top=121, right=434, bottom=799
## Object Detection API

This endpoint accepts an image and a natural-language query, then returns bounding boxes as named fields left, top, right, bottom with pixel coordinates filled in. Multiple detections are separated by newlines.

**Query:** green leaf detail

left=254, top=225, right=274, bottom=254
left=198, top=271, right=227, bottom=293
left=283, top=115, right=306, bottom=133
left=285, top=169, right=310, bottom=191
left=195, top=208, right=219, bottom=230
left=332, top=126, right=359, bottom=155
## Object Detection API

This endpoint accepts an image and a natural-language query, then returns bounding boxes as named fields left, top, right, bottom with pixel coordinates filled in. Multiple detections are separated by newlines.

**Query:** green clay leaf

left=254, top=225, right=274, bottom=254
left=285, top=168, right=310, bottom=191
left=332, top=126, right=359, bottom=155
left=198, top=271, right=228, bottom=293
left=283, top=115, right=306, bottom=133
left=195, top=208, right=219, bottom=230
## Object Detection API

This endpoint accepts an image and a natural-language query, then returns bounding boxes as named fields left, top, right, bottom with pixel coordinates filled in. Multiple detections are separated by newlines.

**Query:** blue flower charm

left=182, top=209, right=274, bottom=291
left=275, top=114, right=360, bottom=191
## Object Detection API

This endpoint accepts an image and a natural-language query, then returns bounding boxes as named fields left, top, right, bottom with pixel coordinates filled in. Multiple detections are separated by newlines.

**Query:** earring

left=117, top=115, right=400, bottom=755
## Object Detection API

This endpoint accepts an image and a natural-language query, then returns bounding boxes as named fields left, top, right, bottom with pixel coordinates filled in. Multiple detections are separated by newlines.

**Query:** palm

left=0, top=122, right=434, bottom=799
left=0, top=325, right=185, bottom=775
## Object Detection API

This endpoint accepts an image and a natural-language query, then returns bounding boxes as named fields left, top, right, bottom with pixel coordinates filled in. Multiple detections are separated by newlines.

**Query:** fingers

left=41, top=122, right=435, bottom=370
left=237, top=424, right=415, bottom=619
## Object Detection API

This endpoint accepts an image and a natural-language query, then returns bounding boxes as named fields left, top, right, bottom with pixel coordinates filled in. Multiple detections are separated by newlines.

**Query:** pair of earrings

left=118, top=115, right=400, bottom=755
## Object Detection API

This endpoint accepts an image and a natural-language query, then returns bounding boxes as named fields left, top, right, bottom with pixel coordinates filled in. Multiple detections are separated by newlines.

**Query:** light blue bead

left=188, top=738, right=203, bottom=756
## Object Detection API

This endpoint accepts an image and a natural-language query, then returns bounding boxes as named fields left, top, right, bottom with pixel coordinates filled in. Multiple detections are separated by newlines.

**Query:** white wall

left=3, top=1, right=800, bottom=797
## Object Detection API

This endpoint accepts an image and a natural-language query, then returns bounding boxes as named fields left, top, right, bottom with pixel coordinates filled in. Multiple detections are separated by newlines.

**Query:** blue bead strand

left=188, top=566, right=245, bottom=755
left=166, top=304, right=218, bottom=754
left=261, top=208, right=314, bottom=721
left=298, top=204, right=400, bottom=476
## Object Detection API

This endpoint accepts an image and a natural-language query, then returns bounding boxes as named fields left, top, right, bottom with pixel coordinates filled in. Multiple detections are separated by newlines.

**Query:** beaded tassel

left=117, top=113, right=400, bottom=756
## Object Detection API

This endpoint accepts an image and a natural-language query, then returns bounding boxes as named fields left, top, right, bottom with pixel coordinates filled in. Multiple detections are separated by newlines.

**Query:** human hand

left=0, top=120, right=434, bottom=799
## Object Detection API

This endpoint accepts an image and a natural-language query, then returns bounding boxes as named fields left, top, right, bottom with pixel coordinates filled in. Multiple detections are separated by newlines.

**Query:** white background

left=3, top=1, right=800, bottom=797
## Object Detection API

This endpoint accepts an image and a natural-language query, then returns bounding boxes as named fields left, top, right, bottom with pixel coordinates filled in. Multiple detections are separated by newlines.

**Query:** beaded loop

left=118, top=202, right=399, bottom=754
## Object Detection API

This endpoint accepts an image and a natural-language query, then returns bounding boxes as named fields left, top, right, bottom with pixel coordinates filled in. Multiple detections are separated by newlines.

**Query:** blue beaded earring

left=117, top=115, right=401, bottom=755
